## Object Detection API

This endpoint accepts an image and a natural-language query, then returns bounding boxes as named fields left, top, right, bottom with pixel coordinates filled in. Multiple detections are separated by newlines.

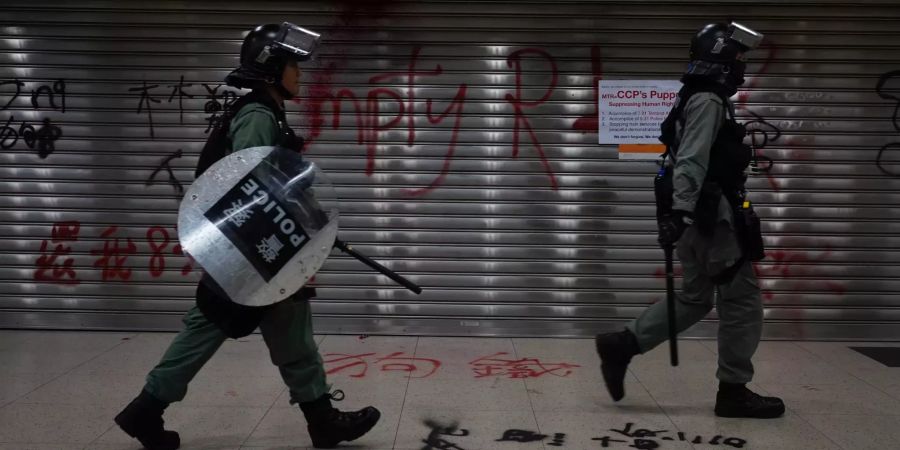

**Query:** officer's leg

left=260, top=297, right=380, bottom=448
left=259, top=297, right=329, bottom=404
left=701, top=224, right=762, bottom=384
left=708, top=228, right=784, bottom=418
left=144, top=306, right=229, bottom=403
left=116, top=306, right=227, bottom=450
left=714, top=261, right=763, bottom=384
left=627, top=228, right=716, bottom=352
left=598, top=228, right=716, bottom=402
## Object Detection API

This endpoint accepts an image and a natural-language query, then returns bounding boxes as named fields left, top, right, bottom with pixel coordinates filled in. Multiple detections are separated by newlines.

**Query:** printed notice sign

left=599, top=80, right=680, bottom=159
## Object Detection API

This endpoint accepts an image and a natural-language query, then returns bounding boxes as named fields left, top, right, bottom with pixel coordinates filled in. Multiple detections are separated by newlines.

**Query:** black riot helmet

left=683, top=22, right=764, bottom=92
left=225, top=22, right=321, bottom=98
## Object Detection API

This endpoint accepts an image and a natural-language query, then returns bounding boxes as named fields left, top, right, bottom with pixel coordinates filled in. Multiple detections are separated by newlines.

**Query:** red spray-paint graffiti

left=651, top=247, right=846, bottom=303
left=736, top=42, right=786, bottom=192
left=736, top=42, right=779, bottom=109
left=323, top=352, right=441, bottom=378
left=505, top=48, right=560, bottom=190
left=321, top=351, right=580, bottom=379
left=147, top=226, right=197, bottom=278
left=469, top=352, right=580, bottom=379
left=572, top=45, right=603, bottom=133
left=90, top=226, right=137, bottom=282
left=33, top=222, right=195, bottom=284
left=753, top=246, right=847, bottom=301
left=34, top=221, right=81, bottom=285
left=299, top=47, right=560, bottom=195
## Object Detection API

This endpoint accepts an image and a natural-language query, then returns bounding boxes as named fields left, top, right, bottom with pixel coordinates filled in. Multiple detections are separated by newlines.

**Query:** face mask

left=728, top=60, right=747, bottom=86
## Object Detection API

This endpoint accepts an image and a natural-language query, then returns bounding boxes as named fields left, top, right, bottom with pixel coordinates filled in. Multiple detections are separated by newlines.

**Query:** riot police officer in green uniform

left=114, top=23, right=380, bottom=450
left=595, top=22, right=786, bottom=419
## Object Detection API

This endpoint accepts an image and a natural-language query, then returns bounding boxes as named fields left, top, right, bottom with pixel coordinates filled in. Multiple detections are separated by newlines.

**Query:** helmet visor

left=729, top=22, right=764, bottom=50
left=273, top=22, right=321, bottom=60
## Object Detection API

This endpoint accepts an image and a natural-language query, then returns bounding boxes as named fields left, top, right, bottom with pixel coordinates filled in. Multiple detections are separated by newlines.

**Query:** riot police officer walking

left=113, top=23, right=381, bottom=450
left=595, top=22, right=786, bottom=419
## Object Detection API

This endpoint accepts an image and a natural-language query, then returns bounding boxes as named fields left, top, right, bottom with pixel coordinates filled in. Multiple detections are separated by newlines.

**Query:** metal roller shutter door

left=1, top=0, right=899, bottom=339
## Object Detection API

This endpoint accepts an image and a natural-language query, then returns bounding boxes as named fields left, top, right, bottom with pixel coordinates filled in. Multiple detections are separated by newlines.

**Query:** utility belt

left=654, top=172, right=764, bottom=262
left=695, top=181, right=766, bottom=262
left=196, top=274, right=317, bottom=339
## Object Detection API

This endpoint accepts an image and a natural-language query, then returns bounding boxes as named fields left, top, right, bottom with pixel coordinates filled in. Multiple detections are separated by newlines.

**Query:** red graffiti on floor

left=469, top=352, right=580, bottom=379
left=323, top=352, right=441, bottom=378
left=322, top=351, right=581, bottom=379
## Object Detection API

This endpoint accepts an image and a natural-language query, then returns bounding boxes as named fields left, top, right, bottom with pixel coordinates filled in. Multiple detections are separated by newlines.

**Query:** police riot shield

left=178, top=146, right=339, bottom=306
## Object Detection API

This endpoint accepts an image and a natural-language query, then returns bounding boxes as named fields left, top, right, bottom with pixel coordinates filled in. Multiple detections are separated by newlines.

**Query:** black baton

left=664, top=244, right=679, bottom=366
left=334, top=239, right=423, bottom=294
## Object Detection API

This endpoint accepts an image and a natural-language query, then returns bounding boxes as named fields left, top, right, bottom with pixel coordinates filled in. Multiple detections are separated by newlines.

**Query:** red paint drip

left=405, top=84, right=468, bottom=197
left=365, top=87, right=406, bottom=175
left=573, top=45, right=603, bottom=133
left=303, top=62, right=340, bottom=148
left=736, top=42, right=779, bottom=109
left=505, top=48, right=559, bottom=190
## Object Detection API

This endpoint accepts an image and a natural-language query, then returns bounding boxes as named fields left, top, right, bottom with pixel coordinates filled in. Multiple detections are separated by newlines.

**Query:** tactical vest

left=659, top=84, right=752, bottom=196
left=655, top=84, right=765, bottom=263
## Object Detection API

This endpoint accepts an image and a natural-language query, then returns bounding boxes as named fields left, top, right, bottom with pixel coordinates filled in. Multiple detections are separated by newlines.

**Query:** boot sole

left=714, top=406, right=785, bottom=419
left=310, top=410, right=382, bottom=449
left=113, top=413, right=181, bottom=450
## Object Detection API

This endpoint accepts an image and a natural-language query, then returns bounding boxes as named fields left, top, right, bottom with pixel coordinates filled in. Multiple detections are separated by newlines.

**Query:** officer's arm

left=228, top=105, right=281, bottom=153
left=672, top=95, right=724, bottom=213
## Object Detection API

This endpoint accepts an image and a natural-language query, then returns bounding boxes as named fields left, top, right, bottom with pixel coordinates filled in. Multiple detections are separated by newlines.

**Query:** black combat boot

left=715, top=383, right=785, bottom=418
left=299, top=390, right=381, bottom=449
left=114, top=389, right=180, bottom=450
left=595, top=329, right=641, bottom=401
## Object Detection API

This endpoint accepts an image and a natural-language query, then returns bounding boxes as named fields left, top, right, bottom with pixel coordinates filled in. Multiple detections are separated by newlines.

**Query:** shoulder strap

left=194, top=90, right=292, bottom=178
left=659, top=85, right=700, bottom=160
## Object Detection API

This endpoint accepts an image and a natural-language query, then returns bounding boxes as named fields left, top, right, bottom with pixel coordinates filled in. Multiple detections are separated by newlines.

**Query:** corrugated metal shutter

left=1, top=0, right=899, bottom=339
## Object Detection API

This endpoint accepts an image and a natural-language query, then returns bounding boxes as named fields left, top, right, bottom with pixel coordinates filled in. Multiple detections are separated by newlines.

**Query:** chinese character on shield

left=224, top=199, right=254, bottom=227
left=257, top=234, right=284, bottom=263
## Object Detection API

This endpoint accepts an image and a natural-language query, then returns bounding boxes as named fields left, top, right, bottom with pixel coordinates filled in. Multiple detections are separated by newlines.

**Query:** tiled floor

left=1, top=331, right=899, bottom=449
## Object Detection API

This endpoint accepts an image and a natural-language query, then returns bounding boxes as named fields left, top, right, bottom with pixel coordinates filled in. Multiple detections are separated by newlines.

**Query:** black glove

left=658, top=210, right=694, bottom=247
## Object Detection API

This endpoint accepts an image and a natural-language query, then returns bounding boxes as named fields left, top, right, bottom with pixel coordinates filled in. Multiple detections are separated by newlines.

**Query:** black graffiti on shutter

left=30, top=80, right=66, bottom=112
left=0, top=79, right=66, bottom=157
left=167, top=76, right=194, bottom=125
left=129, top=81, right=162, bottom=139
left=743, top=110, right=781, bottom=174
left=146, top=149, right=185, bottom=194
left=35, top=118, right=62, bottom=158
left=201, top=83, right=239, bottom=133
left=0, top=115, right=62, bottom=158
left=875, top=70, right=900, bottom=177
left=0, top=79, right=25, bottom=110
